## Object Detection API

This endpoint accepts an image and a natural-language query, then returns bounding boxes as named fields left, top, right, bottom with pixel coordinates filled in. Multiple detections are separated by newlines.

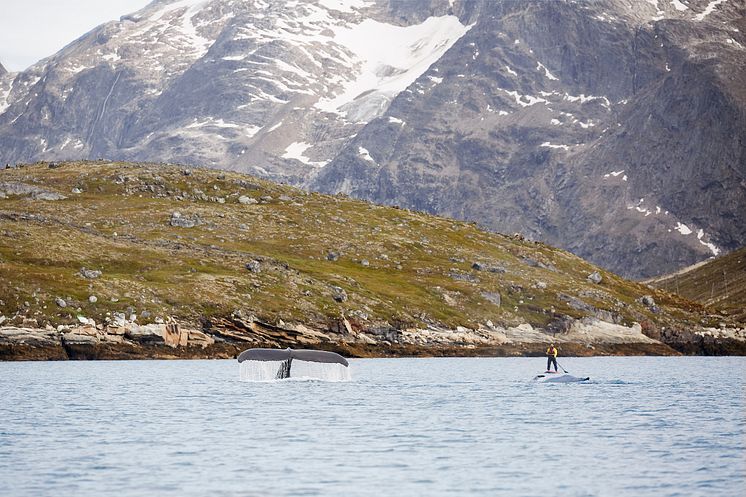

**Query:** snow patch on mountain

left=358, top=146, right=376, bottom=163
left=315, top=16, right=471, bottom=118
left=319, top=0, right=373, bottom=13
left=697, top=229, right=721, bottom=256
left=0, top=78, right=13, bottom=114
left=695, top=0, right=728, bottom=21
left=282, top=141, right=326, bottom=167
left=283, top=142, right=312, bottom=162
left=536, top=61, right=558, bottom=80
left=540, top=142, right=570, bottom=150
left=501, top=89, right=548, bottom=107
left=675, top=222, right=693, bottom=235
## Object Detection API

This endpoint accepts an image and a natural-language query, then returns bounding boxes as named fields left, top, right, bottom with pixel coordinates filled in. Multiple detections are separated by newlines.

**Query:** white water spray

left=239, top=360, right=351, bottom=382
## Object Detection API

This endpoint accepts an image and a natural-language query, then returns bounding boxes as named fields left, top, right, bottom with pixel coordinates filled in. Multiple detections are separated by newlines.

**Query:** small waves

left=0, top=357, right=743, bottom=497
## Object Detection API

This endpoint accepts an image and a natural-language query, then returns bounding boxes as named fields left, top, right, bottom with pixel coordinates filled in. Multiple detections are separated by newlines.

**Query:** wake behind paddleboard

left=534, top=373, right=590, bottom=383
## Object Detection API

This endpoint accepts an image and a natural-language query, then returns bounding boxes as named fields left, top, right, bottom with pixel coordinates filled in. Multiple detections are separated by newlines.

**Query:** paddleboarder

left=546, top=343, right=558, bottom=372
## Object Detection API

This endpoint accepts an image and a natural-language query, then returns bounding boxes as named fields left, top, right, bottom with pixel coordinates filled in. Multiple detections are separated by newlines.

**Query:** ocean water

left=0, top=357, right=743, bottom=497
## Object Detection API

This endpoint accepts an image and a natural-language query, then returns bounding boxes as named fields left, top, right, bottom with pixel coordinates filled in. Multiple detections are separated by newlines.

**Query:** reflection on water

left=0, top=357, right=743, bottom=497
left=239, top=359, right=352, bottom=382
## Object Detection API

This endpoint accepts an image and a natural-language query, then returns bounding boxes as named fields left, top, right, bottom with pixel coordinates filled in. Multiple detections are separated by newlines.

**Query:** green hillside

left=0, top=161, right=739, bottom=358
left=648, top=247, right=746, bottom=322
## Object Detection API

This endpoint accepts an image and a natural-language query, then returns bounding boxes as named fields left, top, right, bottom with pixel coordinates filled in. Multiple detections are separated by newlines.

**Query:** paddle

left=556, top=360, right=569, bottom=374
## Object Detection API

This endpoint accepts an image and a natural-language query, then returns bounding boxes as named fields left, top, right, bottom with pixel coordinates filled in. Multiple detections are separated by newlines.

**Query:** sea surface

left=1, top=357, right=744, bottom=497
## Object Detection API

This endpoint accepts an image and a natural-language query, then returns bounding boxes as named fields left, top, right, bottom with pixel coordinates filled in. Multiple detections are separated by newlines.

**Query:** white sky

left=0, top=0, right=152, bottom=72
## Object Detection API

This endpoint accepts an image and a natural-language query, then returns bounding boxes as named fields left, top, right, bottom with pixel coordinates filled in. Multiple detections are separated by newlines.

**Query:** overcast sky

left=0, top=0, right=151, bottom=72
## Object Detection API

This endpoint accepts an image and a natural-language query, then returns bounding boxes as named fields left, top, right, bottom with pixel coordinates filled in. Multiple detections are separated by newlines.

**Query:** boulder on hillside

left=80, top=267, right=102, bottom=279
left=332, top=286, right=348, bottom=302
left=482, top=292, right=501, bottom=307
left=169, top=212, right=200, bottom=228
left=640, top=295, right=656, bottom=307
left=238, top=195, right=257, bottom=205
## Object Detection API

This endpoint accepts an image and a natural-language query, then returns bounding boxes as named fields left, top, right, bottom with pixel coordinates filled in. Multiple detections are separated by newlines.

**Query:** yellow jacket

left=546, top=347, right=558, bottom=357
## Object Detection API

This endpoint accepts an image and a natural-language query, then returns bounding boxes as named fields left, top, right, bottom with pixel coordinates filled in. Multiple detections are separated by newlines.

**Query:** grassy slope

left=0, top=161, right=724, bottom=334
left=648, top=246, right=746, bottom=322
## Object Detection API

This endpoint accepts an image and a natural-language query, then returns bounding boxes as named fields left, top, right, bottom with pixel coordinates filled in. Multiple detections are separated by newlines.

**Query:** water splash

left=239, top=360, right=351, bottom=382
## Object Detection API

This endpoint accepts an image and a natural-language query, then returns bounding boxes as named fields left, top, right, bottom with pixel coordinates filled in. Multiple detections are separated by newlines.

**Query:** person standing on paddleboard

left=546, top=344, right=558, bottom=372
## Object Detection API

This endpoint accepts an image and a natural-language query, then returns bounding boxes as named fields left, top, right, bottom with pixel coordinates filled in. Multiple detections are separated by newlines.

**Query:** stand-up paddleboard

left=533, top=371, right=590, bottom=383
left=237, top=347, right=349, bottom=379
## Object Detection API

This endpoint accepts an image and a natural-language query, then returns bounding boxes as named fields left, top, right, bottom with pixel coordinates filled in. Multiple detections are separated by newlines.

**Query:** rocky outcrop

left=2, top=314, right=744, bottom=360
left=0, top=182, right=66, bottom=201
left=0, top=320, right=222, bottom=360
left=0, top=327, right=68, bottom=360
left=659, top=326, right=746, bottom=356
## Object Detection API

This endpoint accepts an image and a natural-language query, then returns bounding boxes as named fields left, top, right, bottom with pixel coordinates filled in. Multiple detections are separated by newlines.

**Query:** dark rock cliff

left=311, top=0, right=746, bottom=278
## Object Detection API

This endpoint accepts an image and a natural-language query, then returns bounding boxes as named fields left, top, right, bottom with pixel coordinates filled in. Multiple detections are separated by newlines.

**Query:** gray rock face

left=0, top=0, right=743, bottom=278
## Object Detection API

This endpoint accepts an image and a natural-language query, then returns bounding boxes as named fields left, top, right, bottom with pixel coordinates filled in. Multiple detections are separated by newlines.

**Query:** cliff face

left=0, top=1, right=743, bottom=279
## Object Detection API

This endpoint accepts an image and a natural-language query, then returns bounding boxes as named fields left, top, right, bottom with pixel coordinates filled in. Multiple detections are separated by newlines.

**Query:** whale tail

left=237, top=347, right=349, bottom=379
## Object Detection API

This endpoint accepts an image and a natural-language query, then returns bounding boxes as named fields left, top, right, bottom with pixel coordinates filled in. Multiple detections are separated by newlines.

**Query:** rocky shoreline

left=2, top=314, right=744, bottom=361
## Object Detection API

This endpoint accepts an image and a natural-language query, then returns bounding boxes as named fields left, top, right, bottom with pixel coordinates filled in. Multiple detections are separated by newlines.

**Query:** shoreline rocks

left=1, top=315, right=743, bottom=361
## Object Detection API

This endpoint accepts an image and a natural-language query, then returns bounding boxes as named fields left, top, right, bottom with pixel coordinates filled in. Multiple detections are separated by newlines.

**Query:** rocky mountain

left=1, top=161, right=744, bottom=360
left=0, top=0, right=467, bottom=179
left=0, top=0, right=743, bottom=279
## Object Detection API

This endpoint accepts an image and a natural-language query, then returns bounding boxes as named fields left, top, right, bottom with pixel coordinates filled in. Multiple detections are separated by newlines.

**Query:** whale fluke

left=237, top=348, right=349, bottom=379
left=237, top=347, right=349, bottom=366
